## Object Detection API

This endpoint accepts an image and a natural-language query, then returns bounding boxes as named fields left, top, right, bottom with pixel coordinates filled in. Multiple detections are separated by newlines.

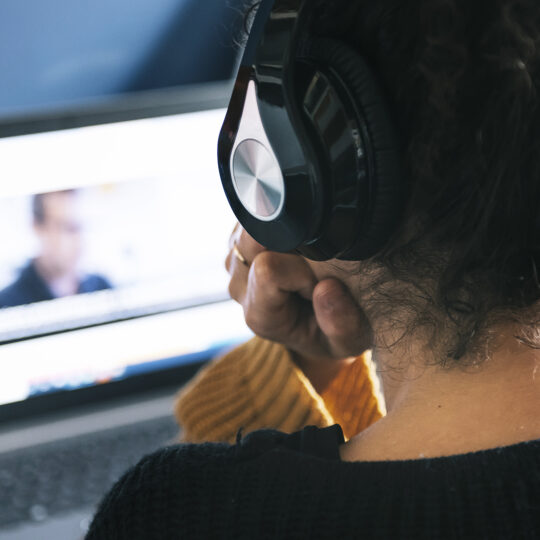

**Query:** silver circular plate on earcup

left=232, top=139, right=285, bottom=222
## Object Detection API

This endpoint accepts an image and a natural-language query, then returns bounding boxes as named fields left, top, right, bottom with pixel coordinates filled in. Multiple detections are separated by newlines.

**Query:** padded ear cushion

left=301, top=38, right=405, bottom=259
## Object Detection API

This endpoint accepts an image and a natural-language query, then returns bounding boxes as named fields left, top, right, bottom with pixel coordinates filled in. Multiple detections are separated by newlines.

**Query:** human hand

left=225, top=225, right=373, bottom=392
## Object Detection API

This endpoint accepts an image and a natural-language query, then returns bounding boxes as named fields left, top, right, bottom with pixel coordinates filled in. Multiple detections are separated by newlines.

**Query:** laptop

left=0, top=1, right=251, bottom=538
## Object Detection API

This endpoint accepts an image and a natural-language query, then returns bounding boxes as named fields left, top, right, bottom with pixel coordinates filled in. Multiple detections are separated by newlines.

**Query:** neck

left=34, top=257, right=79, bottom=297
left=342, top=326, right=540, bottom=462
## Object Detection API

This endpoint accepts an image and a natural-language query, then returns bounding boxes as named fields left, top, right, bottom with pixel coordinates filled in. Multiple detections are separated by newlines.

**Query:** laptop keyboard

left=0, top=415, right=179, bottom=529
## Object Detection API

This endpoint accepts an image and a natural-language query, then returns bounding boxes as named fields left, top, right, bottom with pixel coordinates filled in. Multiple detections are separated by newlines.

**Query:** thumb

left=312, top=279, right=373, bottom=358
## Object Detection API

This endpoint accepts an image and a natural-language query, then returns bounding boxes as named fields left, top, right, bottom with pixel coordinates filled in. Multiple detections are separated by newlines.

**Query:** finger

left=225, top=249, right=232, bottom=273
left=242, top=252, right=317, bottom=340
left=312, top=278, right=373, bottom=358
left=244, top=283, right=319, bottom=347
left=228, top=274, right=246, bottom=304
left=227, top=254, right=250, bottom=303
left=226, top=225, right=256, bottom=273
left=248, top=252, right=318, bottom=307
left=225, top=245, right=250, bottom=272
left=226, top=228, right=261, bottom=304
left=228, top=223, right=241, bottom=251
left=226, top=238, right=254, bottom=302
left=227, top=223, right=242, bottom=273
left=234, top=227, right=266, bottom=264
left=239, top=252, right=342, bottom=358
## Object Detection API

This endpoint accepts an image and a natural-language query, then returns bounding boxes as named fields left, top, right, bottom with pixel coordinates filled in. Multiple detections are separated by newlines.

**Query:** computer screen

left=0, top=0, right=241, bottom=120
left=0, top=109, right=252, bottom=407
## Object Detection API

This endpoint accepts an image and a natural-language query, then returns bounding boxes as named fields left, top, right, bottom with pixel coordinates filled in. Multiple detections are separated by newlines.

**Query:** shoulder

left=85, top=429, right=540, bottom=539
left=86, top=442, right=235, bottom=539
left=86, top=427, right=342, bottom=539
left=80, top=274, right=112, bottom=292
left=0, top=264, right=38, bottom=307
left=93, top=427, right=312, bottom=502
left=0, top=282, right=19, bottom=307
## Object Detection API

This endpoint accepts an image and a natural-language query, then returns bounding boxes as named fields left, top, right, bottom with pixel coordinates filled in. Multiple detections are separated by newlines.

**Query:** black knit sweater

left=87, top=425, right=540, bottom=539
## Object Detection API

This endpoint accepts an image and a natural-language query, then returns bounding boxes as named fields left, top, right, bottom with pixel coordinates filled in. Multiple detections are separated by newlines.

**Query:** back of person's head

left=246, top=0, right=540, bottom=363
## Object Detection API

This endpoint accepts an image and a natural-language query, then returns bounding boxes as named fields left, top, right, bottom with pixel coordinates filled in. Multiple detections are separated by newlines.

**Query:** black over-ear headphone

left=218, top=0, right=405, bottom=261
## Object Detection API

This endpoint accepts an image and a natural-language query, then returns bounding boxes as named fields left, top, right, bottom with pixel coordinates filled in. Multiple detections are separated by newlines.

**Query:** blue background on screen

left=0, top=0, right=241, bottom=117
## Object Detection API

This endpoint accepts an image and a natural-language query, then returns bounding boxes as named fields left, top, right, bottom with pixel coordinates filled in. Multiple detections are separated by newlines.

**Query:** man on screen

left=0, top=189, right=112, bottom=308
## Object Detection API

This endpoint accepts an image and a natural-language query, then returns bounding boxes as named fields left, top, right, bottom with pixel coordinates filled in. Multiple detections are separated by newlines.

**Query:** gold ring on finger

left=233, top=243, right=250, bottom=268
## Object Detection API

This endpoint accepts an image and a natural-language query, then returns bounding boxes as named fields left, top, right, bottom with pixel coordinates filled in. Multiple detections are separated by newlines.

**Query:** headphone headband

left=241, top=0, right=301, bottom=68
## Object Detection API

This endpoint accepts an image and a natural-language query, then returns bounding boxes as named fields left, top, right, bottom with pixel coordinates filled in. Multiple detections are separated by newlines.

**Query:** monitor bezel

left=0, top=80, right=232, bottom=139
left=0, top=355, right=209, bottom=427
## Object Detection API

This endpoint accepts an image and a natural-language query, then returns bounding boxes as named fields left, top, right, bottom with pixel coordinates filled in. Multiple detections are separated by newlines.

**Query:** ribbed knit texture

left=87, top=425, right=540, bottom=539
left=175, top=337, right=385, bottom=443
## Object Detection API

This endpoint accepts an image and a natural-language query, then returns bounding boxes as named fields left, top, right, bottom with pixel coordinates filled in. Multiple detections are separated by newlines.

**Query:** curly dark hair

left=243, top=0, right=540, bottom=363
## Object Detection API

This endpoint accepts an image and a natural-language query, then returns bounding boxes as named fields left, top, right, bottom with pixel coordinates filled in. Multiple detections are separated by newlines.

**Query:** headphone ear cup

left=302, top=38, right=404, bottom=259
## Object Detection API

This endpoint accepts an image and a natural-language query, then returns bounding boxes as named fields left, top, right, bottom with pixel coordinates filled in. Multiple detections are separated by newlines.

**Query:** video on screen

left=0, top=177, right=233, bottom=343
left=0, top=188, right=113, bottom=308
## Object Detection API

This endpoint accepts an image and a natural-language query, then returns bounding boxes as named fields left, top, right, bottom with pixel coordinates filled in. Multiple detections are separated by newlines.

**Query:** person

left=0, top=190, right=112, bottom=308
left=87, top=0, right=540, bottom=538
